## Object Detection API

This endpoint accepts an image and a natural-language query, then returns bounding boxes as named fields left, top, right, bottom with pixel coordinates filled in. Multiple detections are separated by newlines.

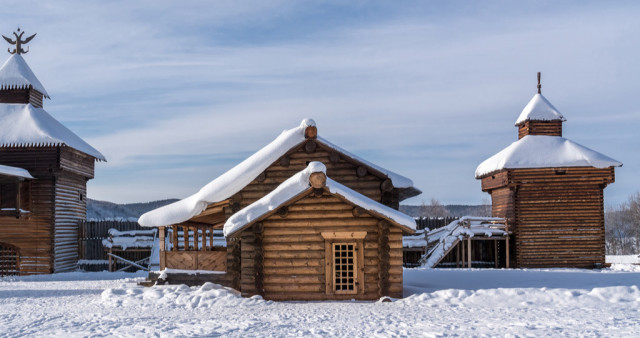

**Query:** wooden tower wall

left=53, top=171, right=88, bottom=272
left=518, top=120, right=563, bottom=139
left=0, top=147, right=95, bottom=274
left=0, top=148, right=58, bottom=273
left=237, top=192, right=403, bottom=301
left=482, top=167, right=614, bottom=268
left=0, top=88, right=45, bottom=108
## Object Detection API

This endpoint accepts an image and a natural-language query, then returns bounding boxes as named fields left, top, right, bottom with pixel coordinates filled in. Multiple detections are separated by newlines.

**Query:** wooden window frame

left=0, top=180, right=30, bottom=218
left=321, top=232, right=366, bottom=295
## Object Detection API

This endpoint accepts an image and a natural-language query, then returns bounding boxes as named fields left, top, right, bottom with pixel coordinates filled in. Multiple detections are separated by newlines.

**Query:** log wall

left=518, top=120, right=563, bottom=139
left=53, top=168, right=88, bottom=272
left=0, top=175, right=54, bottom=274
left=237, top=191, right=403, bottom=301
left=0, top=88, right=44, bottom=108
left=235, top=141, right=395, bottom=210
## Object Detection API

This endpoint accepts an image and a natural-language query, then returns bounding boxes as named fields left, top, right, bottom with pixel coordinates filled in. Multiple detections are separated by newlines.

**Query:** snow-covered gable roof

left=139, top=119, right=417, bottom=228
left=0, top=104, right=106, bottom=161
left=223, top=162, right=416, bottom=237
left=475, top=135, right=622, bottom=178
left=0, top=163, right=33, bottom=179
left=0, top=54, right=49, bottom=98
left=317, top=136, right=414, bottom=189
left=515, top=93, right=566, bottom=125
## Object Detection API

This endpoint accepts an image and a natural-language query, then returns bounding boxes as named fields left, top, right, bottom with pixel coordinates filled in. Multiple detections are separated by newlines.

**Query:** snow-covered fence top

left=102, top=229, right=157, bottom=250
left=79, top=220, right=148, bottom=260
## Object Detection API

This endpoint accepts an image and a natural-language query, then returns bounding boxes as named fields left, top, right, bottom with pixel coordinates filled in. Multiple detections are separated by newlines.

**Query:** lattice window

left=0, top=242, right=20, bottom=276
left=333, top=243, right=357, bottom=294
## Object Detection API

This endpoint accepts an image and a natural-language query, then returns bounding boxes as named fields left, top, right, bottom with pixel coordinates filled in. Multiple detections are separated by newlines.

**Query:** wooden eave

left=187, top=199, right=232, bottom=226
left=480, top=166, right=617, bottom=192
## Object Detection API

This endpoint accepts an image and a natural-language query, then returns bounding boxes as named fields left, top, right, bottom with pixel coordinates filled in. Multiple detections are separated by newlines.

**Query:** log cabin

left=475, top=74, right=622, bottom=268
left=139, top=119, right=421, bottom=298
left=224, top=162, right=415, bottom=300
left=0, top=34, right=105, bottom=275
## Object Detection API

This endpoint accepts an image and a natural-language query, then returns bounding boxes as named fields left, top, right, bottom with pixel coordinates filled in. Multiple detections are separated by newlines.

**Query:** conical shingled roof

left=0, top=54, right=49, bottom=98
left=514, top=93, right=565, bottom=125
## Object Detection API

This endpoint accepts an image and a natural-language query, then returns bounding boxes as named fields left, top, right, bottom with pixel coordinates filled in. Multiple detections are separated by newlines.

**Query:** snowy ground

left=606, top=254, right=640, bottom=264
left=1, top=261, right=639, bottom=337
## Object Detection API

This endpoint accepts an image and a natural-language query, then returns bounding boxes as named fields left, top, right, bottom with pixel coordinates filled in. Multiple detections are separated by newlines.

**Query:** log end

left=305, top=126, right=318, bottom=139
left=309, top=172, right=327, bottom=189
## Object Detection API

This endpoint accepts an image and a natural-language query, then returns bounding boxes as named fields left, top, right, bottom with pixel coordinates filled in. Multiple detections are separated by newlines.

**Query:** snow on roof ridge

left=223, top=161, right=415, bottom=237
left=0, top=163, right=34, bottom=179
left=0, top=54, right=49, bottom=98
left=139, top=119, right=417, bottom=227
left=0, top=104, right=105, bottom=160
left=316, top=136, right=414, bottom=189
left=300, top=118, right=316, bottom=128
left=475, top=135, right=622, bottom=178
left=139, top=119, right=312, bottom=227
left=515, top=93, right=566, bottom=125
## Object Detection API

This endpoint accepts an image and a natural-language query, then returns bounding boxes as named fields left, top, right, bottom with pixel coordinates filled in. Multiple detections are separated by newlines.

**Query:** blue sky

left=3, top=1, right=639, bottom=206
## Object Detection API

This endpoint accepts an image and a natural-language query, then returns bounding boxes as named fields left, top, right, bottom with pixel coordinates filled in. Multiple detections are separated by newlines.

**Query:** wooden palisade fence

left=78, top=220, right=149, bottom=271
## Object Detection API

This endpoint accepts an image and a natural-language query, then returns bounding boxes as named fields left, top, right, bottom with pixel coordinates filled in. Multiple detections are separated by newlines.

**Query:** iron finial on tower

left=537, top=72, right=541, bottom=94
left=2, top=28, right=37, bottom=55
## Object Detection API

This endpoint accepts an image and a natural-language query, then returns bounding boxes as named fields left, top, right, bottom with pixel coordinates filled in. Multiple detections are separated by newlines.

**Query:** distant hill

left=87, top=198, right=178, bottom=221
left=87, top=199, right=489, bottom=221
left=399, top=204, right=491, bottom=217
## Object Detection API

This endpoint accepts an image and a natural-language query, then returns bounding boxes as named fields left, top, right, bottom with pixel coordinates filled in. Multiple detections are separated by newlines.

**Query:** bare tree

left=605, top=204, right=629, bottom=255
left=627, top=193, right=640, bottom=254
left=419, top=198, right=450, bottom=218
left=605, top=193, right=640, bottom=255
left=479, top=197, right=492, bottom=217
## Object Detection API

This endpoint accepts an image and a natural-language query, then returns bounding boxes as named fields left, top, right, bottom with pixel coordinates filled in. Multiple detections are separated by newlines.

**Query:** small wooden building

left=222, top=162, right=415, bottom=300
left=0, top=33, right=105, bottom=275
left=475, top=76, right=622, bottom=268
left=140, top=119, right=420, bottom=298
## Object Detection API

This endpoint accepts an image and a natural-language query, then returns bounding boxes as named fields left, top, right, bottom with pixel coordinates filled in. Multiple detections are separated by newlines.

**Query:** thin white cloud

left=2, top=1, right=639, bottom=204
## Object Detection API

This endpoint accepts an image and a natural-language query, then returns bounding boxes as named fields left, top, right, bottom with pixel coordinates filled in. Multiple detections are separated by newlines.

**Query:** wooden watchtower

left=0, top=29, right=105, bottom=275
left=475, top=74, right=622, bottom=268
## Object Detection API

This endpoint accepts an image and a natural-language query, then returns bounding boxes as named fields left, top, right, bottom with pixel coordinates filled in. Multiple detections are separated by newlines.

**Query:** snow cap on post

left=307, top=161, right=326, bottom=188
left=302, top=118, right=317, bottom=139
